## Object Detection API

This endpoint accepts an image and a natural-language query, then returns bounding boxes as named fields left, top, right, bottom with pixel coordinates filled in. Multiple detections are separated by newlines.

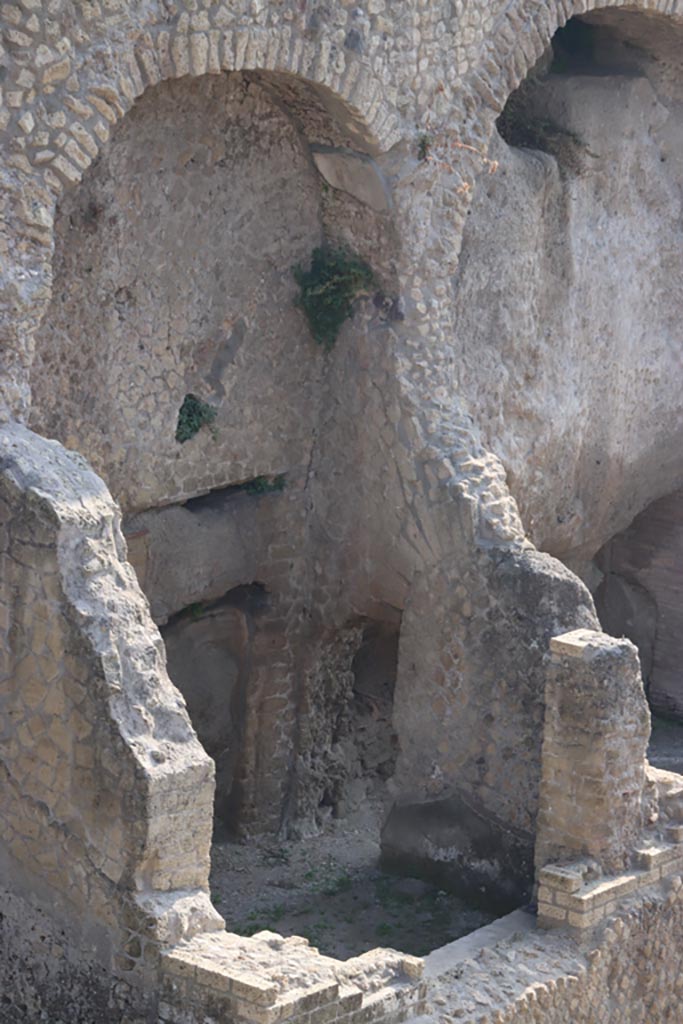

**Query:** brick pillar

left=535, top=629, right=650, bottom=877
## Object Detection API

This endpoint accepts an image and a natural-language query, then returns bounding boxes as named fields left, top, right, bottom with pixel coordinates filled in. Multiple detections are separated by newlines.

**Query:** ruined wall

left=0, top=421, right=220, bottom=1019
left=428, top=878, right=683, bottom=1024
left=24, top=53, right=403, bottom=837
left=386, top=550, right=598, bottom=907
left=535, top=630, right=650, bottom=877
left=7, top=0, right=683, bottom=874
left=291, top=619, right=399, bottom=832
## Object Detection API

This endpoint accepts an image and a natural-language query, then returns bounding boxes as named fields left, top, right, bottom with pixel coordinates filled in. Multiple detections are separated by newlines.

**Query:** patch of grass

left=175, top=393, right=217, bottom=444
left=233, top=901, right=287, bottom=936
left=323, top=872, right=354, bottom=897
left=244, top=474, right=286, bottom=496
left=374, top=877, right=416, bottom=909
left=266, top=903, right=286, bottom=924
left=294, top=246, right=374, bottom=350
left=235, top=921, right=266, bottom=936
left=304, top=925, right=327, bottom=944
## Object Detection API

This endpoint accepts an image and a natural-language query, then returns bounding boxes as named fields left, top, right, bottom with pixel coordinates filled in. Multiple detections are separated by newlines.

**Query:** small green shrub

left=175, top=393, right=217, bottom=444
left=294, top=247, right=374, bottom=349
left=417, top=133, right=432, bottom=161
left=244, top=474, right=286, bottom=496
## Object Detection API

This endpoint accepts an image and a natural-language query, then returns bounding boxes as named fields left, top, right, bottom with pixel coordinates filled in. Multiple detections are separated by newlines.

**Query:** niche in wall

left=161, top=583, right=268, bottom=829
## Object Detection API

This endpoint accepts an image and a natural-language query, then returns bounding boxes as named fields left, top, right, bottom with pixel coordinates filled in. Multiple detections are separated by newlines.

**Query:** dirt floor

left=210, top=819, right=495, bottom=961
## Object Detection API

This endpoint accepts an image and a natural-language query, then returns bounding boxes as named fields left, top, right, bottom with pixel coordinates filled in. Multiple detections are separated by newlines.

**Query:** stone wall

left=0, top=420, right=221, bottom=1019
left=451, top=10, right=683, bottom=567
left=427, top=877, right=683, bottom=1024
left=29, top=71, right=325, bottom=514
left=4, top=0, right=683, bottom=872
left=386, top=549, right=598, bottom=908
left=535, top=629, right=650, bottom=876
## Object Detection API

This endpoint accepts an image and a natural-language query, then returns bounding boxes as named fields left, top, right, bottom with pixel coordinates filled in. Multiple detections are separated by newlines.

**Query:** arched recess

left=467, top=0, right=683, bottom=126
left=22, top=25, right=403, bottom=865
left=0, top=20, right=407, bottom=1009
left=0, top=12, right=400, bottom=423
left=452, top=4, right=683, bottom=570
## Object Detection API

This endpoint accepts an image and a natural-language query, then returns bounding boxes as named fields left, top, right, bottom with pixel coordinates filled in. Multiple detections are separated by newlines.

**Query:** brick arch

left=472, top=0, right=683, bottom=121
left=415, top=0, right=683, bottom=286
left=0, top=11, right=400, bottom=420
left=13, top=20, right=398, bottom=194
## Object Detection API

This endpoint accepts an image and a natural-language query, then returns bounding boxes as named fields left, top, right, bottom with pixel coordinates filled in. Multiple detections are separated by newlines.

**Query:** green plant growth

left=294, top=247, right=375, bottom=349
left=244, top=474, right=286, bottom=496
left=175, top=393, right=217, bottom=443
left=322, top=872, right=353, bottom=897
left=417, top=133, right=432, bottom=161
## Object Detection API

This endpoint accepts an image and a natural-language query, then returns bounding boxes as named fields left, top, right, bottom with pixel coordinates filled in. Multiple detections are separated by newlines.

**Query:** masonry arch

left=468, top=0, right=683, bottom=125
left=0, top=11, right=400, bottom=423
left=452, top=5, right=683, bottom=565
left=23, top=39, right=408, bottom=871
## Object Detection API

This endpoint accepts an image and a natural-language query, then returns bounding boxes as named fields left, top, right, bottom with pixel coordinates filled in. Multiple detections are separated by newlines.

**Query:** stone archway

left=0, top=16, right=406, bottom=1012
left=26, top=54, right=402, bottom=850
left=452, top=5, right=683, bottom=571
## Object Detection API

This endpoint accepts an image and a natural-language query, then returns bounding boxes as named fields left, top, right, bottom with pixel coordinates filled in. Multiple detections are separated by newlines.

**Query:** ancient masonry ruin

left=3, top=0, right=683, bottom=1021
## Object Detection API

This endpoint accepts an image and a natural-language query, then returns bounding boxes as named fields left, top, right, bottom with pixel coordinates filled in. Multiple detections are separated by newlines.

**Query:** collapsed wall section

left=0, top=422, right=219, bottom=1018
